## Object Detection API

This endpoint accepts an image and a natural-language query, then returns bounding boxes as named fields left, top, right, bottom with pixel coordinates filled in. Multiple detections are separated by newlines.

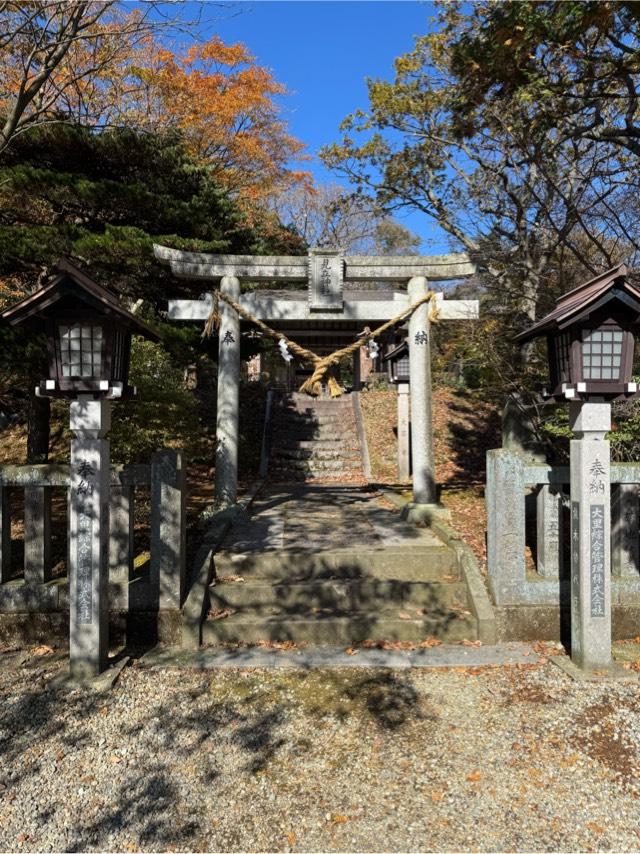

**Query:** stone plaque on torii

left=155, top=245, right=479, bottom=515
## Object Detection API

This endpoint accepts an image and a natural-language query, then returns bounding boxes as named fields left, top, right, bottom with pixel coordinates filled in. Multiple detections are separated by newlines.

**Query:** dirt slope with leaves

left=360, top=387, right=500, bottom=573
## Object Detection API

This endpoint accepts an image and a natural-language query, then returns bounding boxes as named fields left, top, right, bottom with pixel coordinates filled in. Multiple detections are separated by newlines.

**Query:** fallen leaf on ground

left=257, top=640, right=298, bottom=650
left=398, top=611, right=413, bottom=620
left=331, top=814, right=348, bottom=825
left=466, top=770, right=482, bottom=782
left=345, top=647, right=358, bottom=655
left=208, top=607, right=235, bottom=621
left=419, top=636, right=443, bottom=648
left=462, top=639, right=482, bottom=647
left=586, top=822, right=605, bottom=835
left=285, top=831, right=297, bottom=845
left=31, top=645, right=54, bottom=656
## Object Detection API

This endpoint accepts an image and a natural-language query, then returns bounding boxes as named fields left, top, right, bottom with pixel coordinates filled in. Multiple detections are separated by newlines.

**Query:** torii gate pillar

left=215, top=275, right=240, bottom=506
left=406, top=276, right=437, bottom=508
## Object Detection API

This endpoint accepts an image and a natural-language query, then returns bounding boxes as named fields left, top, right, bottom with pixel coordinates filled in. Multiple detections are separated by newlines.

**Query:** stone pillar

left=536, top=485, right=563, bottom=578
left=407, top=276, right=436, bottom=505
left=486, top=449, right=526, bottom=605
left=69, top=396, right=111, bottom=679
left=24, top=486, right=52, bottom=584
left=109, top=485, right=134, bottom=608
left=151, top=449, right=186, bottom=611
left=397, top=383, right=410, bottom=481
left=569, top=400, right=611, bottom=670
left=215, top=274, right=240, bottom=506
left=612, top=484, right=639, bottom=578
left=0, top=486, right=11, bottom=583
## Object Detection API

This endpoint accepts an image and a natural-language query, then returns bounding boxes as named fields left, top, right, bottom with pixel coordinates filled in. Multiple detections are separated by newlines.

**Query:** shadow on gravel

left=0, top=666, right=427, bottom=850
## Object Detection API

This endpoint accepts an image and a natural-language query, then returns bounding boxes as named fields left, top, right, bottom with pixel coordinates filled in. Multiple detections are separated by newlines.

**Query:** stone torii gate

left=155, top=245, right=479, bottom=515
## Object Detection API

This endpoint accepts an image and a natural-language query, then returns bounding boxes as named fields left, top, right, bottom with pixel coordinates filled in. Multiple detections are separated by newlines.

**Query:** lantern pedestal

left=69, top=396, right=111, bottom=679
left=569, top=399, right=612, bottom=670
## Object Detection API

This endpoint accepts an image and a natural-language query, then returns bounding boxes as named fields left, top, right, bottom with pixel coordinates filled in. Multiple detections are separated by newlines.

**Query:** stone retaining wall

left=487, top=448, right=640, bottom=639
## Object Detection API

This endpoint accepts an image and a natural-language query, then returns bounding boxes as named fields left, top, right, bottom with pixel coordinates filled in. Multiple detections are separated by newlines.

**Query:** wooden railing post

left=151, top=450, right=186, bottom=610
left=24, top=485, right=52, bottom=584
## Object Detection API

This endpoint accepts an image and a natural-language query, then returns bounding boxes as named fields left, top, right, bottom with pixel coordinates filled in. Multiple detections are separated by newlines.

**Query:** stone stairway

left=268, top=393, right=364, bottom=482
left=203, top=486, right=479, bottom=647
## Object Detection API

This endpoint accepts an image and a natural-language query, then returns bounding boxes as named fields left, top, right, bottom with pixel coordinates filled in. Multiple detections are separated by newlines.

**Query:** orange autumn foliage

left=127, top=36, right=309, bottom=204
left=0, top=3, right=308, bottom=207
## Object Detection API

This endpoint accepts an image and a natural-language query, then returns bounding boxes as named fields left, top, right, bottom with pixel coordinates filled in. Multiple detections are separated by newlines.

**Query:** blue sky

left=187, top=1, right=446, bottom=251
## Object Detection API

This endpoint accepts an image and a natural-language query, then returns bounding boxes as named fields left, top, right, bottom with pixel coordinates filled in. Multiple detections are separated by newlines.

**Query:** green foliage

left=109, top=338, right=204, bottom=464
left=443, top=1, right=640, bottom=156
left=0, top=124, right=301, bottom=307
left=0, top=123, right=303, bottom=461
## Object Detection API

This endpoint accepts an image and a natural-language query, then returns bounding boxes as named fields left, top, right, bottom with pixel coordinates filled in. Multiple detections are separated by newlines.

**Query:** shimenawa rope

left=203, top=289, right=439, bottom=397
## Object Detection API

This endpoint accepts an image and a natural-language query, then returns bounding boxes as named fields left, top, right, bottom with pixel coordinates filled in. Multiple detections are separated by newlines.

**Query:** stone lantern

left=383, top=339, right=410, bottom=385
left=1, top=258, right=158, bottom=679
left=517, top=263, right=639, bottom=402
left=383, top=338, right=412, bottom=481
left=517, top=263, right=640, bottom=673
left=1, top=258, right=157, bottom=400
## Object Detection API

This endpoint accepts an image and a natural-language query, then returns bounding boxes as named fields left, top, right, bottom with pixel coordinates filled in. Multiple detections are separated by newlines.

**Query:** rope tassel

left=202, top=289, right=439, bottom=396
left=201, top=290, right=221, bottom=338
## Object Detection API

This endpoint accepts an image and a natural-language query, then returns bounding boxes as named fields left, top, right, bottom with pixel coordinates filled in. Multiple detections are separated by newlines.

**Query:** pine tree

left=0, top=124, right=303, bottom=460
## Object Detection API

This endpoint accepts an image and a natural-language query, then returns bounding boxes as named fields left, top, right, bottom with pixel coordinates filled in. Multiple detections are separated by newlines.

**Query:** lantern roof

left=516, top=263, right=640, bottom=343
left=0, top=258, right=159, bottom=341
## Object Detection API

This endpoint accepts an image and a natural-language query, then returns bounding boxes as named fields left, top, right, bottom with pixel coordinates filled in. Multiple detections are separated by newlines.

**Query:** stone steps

left=274, top=447, right=362, bottom=462
left=215, top=547, right=456, bottom=582
left=212, top=578, right=469, bottom=612
left=274, top=431, right=357, bottom=443
left=280, top=439, right=357, bottom=450
left=271, top=459, right=362, bottom=473
left=282, top=416, right=354, bottom=426
left=268, top=392, right=364, bottom=482
left=203, top=611, right=476, bottom=646
left=202, top=480, right=479, bottom=648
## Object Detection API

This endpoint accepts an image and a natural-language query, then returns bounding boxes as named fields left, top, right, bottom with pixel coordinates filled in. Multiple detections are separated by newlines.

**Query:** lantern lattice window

left=581, top=328, right=624, bottom=381
left=58, top=324, right=104, bottom=378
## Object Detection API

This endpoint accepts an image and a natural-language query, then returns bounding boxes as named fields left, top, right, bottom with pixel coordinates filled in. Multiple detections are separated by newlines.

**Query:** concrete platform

left=142, top=641, right=540, bottom=670
left=220, top=484, right=445, bottom=554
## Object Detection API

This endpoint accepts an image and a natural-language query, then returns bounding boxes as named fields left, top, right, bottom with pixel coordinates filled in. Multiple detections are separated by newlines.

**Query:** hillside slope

left=359, top=387, right=500, bottom=573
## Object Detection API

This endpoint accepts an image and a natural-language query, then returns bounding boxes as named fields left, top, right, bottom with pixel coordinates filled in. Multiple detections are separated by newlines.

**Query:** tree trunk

left=26, top=394, right=50, bottom=464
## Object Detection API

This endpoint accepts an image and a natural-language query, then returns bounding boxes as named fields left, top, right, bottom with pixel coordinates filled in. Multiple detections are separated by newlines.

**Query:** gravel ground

left=2, top=648, right=640, bottom=852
